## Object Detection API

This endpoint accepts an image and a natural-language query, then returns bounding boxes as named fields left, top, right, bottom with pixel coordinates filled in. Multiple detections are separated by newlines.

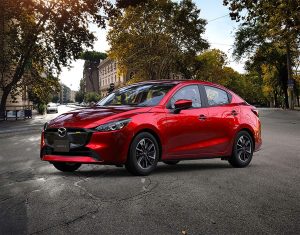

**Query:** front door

left=164, top=85, right=211, bottom=159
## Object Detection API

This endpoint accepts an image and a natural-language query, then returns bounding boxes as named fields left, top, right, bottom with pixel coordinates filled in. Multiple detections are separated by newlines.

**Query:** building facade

left=59, top=84, right=71, bottom=104
left=97, top=58, right=184, bottom=97
left=0, top=86, right=32, bottom=108
left=98, top=58, right=128, bottom=97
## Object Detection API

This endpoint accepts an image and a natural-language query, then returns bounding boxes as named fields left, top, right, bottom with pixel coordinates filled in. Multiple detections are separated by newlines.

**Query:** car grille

left=44, top=128, right=92, bottom=149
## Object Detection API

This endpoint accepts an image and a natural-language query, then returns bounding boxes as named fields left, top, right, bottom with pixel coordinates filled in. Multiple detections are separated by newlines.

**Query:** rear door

left=201, top=85, right=240, bottom=155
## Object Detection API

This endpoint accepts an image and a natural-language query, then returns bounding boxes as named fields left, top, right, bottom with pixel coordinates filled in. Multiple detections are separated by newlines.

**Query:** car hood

left=47, top=106, right=151, bottom=129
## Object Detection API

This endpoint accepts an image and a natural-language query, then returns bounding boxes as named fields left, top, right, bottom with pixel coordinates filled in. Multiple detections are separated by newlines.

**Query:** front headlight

left=95, top=118, right=131, bottom=132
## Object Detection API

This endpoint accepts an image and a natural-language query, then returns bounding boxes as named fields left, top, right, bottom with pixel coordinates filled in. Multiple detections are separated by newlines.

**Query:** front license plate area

left=53, top=140, right=70, bottom=152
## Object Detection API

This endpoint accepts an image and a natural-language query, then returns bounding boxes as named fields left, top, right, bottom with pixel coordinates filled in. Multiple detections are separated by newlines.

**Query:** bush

left=85, top=92, right=101, bottom=103
left=38, top=103, right=46, bottom=115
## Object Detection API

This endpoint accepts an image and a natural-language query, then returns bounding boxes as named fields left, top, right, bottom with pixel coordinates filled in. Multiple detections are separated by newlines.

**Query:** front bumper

left=40, top=127, right=133, bottom=165
left=42, top=155, right=100, bottom=163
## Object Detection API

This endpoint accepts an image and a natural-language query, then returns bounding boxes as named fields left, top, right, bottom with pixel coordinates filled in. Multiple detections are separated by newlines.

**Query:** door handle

left=231, top=110, right=238, bottom=116
left=199, top=114, right=207, bottom=121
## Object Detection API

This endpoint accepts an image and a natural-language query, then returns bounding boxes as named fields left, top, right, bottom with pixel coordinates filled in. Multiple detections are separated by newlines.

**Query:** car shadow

left=48, top=162, right=235, bottom=178
left=153, top=162, right=232, bottom=175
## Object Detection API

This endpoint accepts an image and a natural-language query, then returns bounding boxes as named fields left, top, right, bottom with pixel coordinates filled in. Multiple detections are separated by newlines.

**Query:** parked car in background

left=46, top=103, right=58, bottom=114
left=41, top=80, right=262, bottom=175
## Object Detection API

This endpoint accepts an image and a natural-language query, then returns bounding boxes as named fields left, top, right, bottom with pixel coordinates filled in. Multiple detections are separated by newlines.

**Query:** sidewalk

left=0, top=110, right=49, bottom=135
left=0, top=105, right=81, bottom=136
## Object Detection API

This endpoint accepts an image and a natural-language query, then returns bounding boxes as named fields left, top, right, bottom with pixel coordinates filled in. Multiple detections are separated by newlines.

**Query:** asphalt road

left=0, top=105, right=81, bottom=137
left=0, top=109, right=299, bottom=235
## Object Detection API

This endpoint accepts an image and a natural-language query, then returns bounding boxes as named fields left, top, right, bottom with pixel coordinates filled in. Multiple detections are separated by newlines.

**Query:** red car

left=41, top=80, right=262, bottom=175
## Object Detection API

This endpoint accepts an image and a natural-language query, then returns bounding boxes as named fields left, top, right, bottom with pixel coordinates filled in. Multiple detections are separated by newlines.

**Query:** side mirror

left=174, top=99, right=192, bottom=113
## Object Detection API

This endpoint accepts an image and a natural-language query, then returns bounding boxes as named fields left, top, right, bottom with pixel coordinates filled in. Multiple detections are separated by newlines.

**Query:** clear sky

left=60, top=0, right=242, bottom=91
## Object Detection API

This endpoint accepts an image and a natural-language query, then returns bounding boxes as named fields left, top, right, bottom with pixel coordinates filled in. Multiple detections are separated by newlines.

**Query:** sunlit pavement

left=0, top=105, right=81, bottom=135
left=0, top=109, right=299, bottom=234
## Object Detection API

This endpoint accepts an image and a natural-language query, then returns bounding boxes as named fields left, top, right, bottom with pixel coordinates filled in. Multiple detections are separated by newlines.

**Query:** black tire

left=125, top=132, right=160, bottom=176
left=229, top=131, right=254, bottom=168
left=163, top=160, right=180, bottom=165
left=52, top=162, right=81, bottom=172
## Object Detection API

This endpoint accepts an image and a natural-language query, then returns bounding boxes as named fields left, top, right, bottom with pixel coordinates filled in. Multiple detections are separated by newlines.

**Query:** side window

left=204, top=86, right=229, bottom=106
left=169, top=85, right=201, bottom=109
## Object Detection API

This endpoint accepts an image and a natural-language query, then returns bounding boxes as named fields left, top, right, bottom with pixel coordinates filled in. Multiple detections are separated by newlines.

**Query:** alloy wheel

left=135, top=138, right=157, bottom=170
left=236, top=135, right=252, bottom=162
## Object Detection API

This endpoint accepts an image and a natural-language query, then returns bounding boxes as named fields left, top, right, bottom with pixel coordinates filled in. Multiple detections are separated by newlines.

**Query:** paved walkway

left=0, top=105, right=80, bottom=136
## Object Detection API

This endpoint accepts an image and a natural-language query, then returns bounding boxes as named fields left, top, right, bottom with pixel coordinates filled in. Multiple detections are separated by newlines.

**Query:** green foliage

left=0, top=0, right=115, bottom=112
left=194, top=49, right=267, bottom=105
left=195, top=49, right=228, bottom=82
left=27, top=75, right=60, bottom=105
left=85, top=92, right=101, bottom=103
left=51, top=95, right=60, bottom=103
left=107, top=0, right=209, bottom=80
left=224, top=0, right=300, bottom=108
left=223, top=0, right=300, bottom=42
left=79, top=51, right=108, bottom=62
left=75, top=92, right=84, bottom=103
left=37, top=103, right=46, bottom=115
left=75, top=78, right=85, bottom=103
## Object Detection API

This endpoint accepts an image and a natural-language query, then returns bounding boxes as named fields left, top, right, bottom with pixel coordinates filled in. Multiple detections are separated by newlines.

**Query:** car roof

left=135, top=79, right=224, bottom=87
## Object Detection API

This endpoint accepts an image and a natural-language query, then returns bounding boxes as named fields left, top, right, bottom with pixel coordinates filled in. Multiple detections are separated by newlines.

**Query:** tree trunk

left=274, top=90, right=278, bottom=107
left=294, top=81, right=300, bottom=107
left=278, top=64, right=289, bottom=109
left=286, top=43, right=294, bottom=109
left=0, top=87, right=9, bottom=117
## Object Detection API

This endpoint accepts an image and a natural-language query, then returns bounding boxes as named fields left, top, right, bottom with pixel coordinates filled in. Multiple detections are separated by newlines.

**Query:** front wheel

left=52, top=162, right=81, bottom=172
left=125, top=132, right=159, bottom=176
left=229, top=131, right=253, bottom=168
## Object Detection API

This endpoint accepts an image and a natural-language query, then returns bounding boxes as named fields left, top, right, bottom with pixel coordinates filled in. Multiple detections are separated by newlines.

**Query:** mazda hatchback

left=41, top=80, right=262, bottom=175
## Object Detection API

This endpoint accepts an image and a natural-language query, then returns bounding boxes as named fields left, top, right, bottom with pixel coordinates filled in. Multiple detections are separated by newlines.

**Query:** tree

left=223, top=0, right=300, bottom=109
left=107, top=0, right=209, bottom=81
left=85, top=92, right=101, bottom=103
left=0, top=0, right=116, bottom=115
left=244, top=42, right=289, bottom=107
left=75, top=78, right=86, bottom=103
left=27, top=74, right=60, bottom=105
left=75, top=92, right=84, bottom=103
left=194, top=48, right=267, bottom=105
left=195, top=49, right=228, bottom=82
left=79, top=51, right=108, bottom=63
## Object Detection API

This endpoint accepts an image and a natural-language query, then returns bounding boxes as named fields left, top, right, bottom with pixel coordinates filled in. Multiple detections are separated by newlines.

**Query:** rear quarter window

left=204, top=86, right=230, bottom=106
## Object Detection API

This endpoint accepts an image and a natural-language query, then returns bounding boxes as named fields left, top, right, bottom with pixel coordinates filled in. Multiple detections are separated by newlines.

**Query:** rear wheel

left=163, top=160, right=180, bottom=165
left=229, top=131, right=253, bottom=168
left=125, top=132, right=159, bottom=176
left=52, top=162, right=81, bottom=172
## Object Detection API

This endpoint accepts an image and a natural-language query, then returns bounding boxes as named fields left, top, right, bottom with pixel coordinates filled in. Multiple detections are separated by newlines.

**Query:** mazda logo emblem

left=58, top=127, right=67, bottom=138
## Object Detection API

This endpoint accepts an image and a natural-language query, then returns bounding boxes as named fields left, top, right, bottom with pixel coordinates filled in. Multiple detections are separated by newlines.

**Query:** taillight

left=251, top=108, right=259, bottom=117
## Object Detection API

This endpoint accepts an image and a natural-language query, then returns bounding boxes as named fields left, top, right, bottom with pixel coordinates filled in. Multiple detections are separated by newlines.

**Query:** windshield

left=97, top=83, right=175, bottom=107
